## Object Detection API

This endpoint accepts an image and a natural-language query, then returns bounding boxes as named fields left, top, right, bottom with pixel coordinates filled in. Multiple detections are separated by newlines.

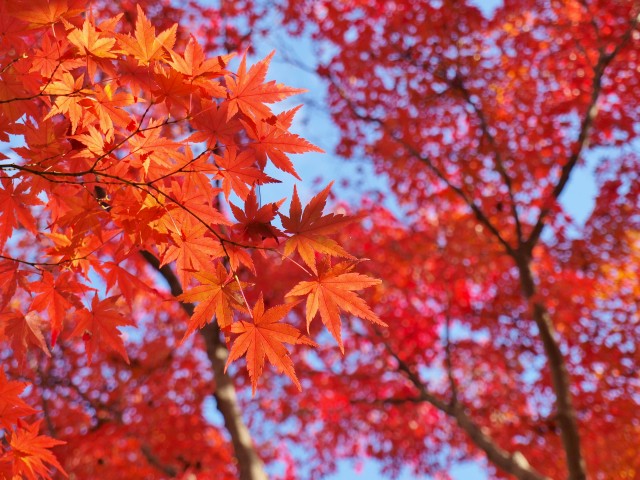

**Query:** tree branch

left=341, top=107, right=516, bottom=256
left=515, top=16, right=639, bottom=480
left=513, top=251, right=585, bottom=480
left=140, top=250, right=268, bottom=480
left=443, top=311, right=458, bottom=407
left=447, top=75, right=524, bottom=244
left=140, top=444, right=179, bottom=477
left=376, top=331, right=548, bottom=480
left=524, top=14, right=639, bottom=252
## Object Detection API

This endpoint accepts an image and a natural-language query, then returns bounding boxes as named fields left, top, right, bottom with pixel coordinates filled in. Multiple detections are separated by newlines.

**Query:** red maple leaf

left=177, top=262, right=247, bottom=340
left=29, top=271, right=88, bottom=346
left=0, top=310, right=50, bottom=363
left=230, top=188, right=284, bottom=244
left=70, top=295, right=133, bottom=364
left=214, top=147, right=278, bottom=201
left=0, top=370, right=37, bottom=431
left=244, top=106, right=323, bottom=178
left=0, top=176, right=42, bottom=249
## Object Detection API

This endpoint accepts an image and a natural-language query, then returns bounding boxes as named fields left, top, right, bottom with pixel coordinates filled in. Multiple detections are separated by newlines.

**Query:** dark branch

left=375, top=329, right=548, bottom=480
left=524, top=14, right=639, bottom=252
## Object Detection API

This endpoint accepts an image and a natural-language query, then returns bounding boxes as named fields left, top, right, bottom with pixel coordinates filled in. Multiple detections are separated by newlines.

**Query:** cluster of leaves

left=0, top=1, right=381, bottom=477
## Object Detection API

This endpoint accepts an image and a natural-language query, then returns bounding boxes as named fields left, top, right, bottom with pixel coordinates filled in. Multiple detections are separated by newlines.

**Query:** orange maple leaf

left=0, top=370, right=37, bottom=431
left=189, top=100, right=243, bottom=148
left=42, top=72, right=87, bottom=133
left=214, top=147, right=278, bottom=201
left=70, top=295, right=133, bottom=364
left=286, top=259, right=384, bottom=352
left=177, top=262, right=247, bottom=340
left=244, top=106, right=323, bottom=178
left=169, top=35, right=234, bottom=80
left=280, top=183, right=355, bottom=273
left=8, top=420, right=66, bottom=480
left=7, top=0, right=85, bottom=28
left=87, top=83, right=135, bottom=141
left=161, top=223, right=224, bottom=288
left=67, top=17, right=117, bottom=58
left=226, top=295, right=316, bottom=394
left=116, top=5, right=177, bottom=66
left=225, top=51, right=305, bottom=121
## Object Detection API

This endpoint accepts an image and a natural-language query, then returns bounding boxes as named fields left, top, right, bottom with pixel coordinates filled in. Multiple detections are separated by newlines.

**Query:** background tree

left=246, top=0, right=640, bottom=479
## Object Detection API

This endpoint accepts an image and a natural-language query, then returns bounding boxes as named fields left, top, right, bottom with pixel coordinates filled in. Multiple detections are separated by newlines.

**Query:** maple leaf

left=104, top=262, right=158, bottom=310
left=0, top=260, right=23, bottom=310
left=7, top=0, right=85, bottom=28
left=67, top=17, right=117, bottom=58
left=280, top=183, right=356, bottom=273
left=42, top=72, right=87, bottom=133
left=244, top=106, right=324, bottom=178
left=214, top=147, right=279, bottom=201
left=230, top=188, right=284, bottom=243
left=29, top=32, right=72, bottom=79
left=286, top=259, right=384, bottom=352
left=189, top=100, right=242, bottom=147
left=8, top=420, right=66, bottom=480
left=226, top=295, right=316, bottom=394
left=0, top=370, right=37, bottom=431
left=151, top=63, right=195, bottom=110
left=70, top=295, right=133, bottom=364
left=177, top=262, right=247, bottom=340
left=164, top=177, right=230, bottom=228
left=86, top=83, right=135, bottom=142
left=169, top=35, right=234, bottom=79
left=117, top=5, right=177, bottom=66
left=225, top=51, right=305, bottom=121
left=128, top=118, right=181, bottom=176
left=161, top=223, right=225, bottom=288
left=29, top=271, right=88, bottom=346
left=0, top=310, right=50, bottom=362
left=72, top=125, right=106, bottom=156
left=0, top=176, right=42, bottom=250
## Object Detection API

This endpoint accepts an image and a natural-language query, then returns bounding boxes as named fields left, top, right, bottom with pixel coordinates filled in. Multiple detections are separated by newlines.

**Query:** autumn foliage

left=0, top=1, right=380, bottom=478
left=255, top=1, right=640, bottom=479
left=3, top=0, right=640, bottom=479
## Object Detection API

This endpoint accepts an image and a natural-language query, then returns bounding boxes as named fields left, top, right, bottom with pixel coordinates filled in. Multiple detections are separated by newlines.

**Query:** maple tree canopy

left=2, top=1, right=640, bottom=480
